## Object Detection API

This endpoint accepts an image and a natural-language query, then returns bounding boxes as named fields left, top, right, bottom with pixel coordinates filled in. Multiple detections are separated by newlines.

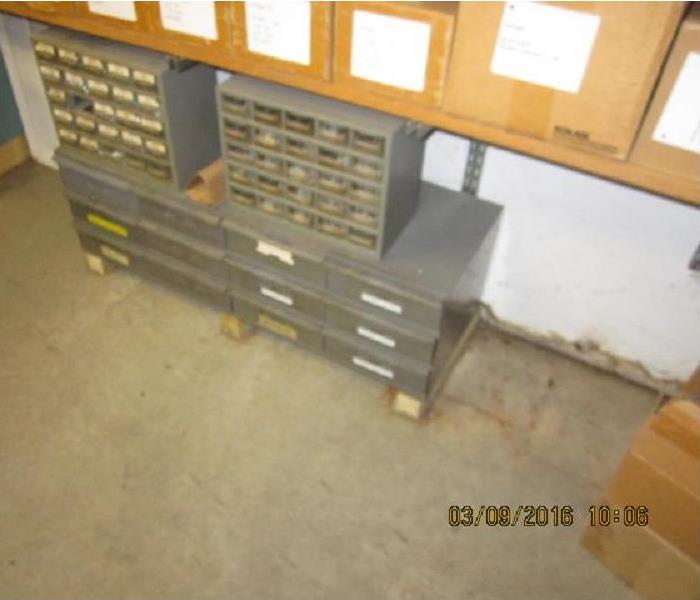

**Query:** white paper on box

left=421, top=131, right=471, bottom=192
left=160, top=1, right=218, bottom=40
left=245, top=1, right=311, bottom=66
left=350, top=10, right=431, bottom=92
left=653, top=52, right=700, bottom=155
left=87, top=1, right=136, bottom=22
left=490, top=1, right=600, bottom=93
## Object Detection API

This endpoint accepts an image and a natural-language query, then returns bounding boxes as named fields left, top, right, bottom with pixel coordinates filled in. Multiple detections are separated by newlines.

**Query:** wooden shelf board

left=2, top=5, right=697, bottom=206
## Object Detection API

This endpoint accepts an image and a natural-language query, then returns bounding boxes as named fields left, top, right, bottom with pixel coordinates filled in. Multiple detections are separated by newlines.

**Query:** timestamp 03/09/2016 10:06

left=448, top=505, right=650, bottom=527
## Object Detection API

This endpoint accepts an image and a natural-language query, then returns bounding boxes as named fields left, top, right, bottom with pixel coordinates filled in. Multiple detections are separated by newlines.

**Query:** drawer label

left=260, top=286, right=293, bottom=306
left=258, top=314, right=297, bottom=341
left=133, top=70, right=156, bottom=87
left=95, top=102, right=115, bottom=117
left=255, top=240, right=295, bottom=266
left=35, top=42, right=55, bottom=56
left=87, top=213, right=128, bottom=237
left=107, top=63, right=130, bottom=79
left=98, top=123, right=119, bottom=138
left=113, top=87, right=135, bottom=102
left=52, top=108, right=73, bottom=123
left=137, top=93, right=160, bottom=109
left=39, top=65, right=61, bottom=80
left=360, top=291, right=402, bottom=315
left=357, top=326, right=395, bottom=348
left=100, top=244, right=130, bottom=266
left=65, top=72, right=84, bottom=87
left=352, top=356, right=394, bottom=380
left=58, top=48, right=78, bottom=63
left=82, top=56, right=103, bottom=71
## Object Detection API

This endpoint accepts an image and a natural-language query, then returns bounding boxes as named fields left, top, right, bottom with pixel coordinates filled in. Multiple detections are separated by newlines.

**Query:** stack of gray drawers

left=218, top=75, right=427, bottom=258
left=33, top=25, right=219, bottom=188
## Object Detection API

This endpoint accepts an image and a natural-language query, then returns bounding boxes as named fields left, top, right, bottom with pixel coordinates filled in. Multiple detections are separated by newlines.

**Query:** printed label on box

left=245, top=1, right=311, bottom=66
left=160, top=1, right=218, bottom=40
left=490, top=1, right=600, bottom=93
left=350, top=10, right=431, bottom=93
left=87, top=1, right=136, bottom=22
left=653, top=52, right=700, bottom=155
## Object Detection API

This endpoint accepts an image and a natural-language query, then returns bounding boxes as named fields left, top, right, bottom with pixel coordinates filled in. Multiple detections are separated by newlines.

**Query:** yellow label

left=257, top=314, right=297, bottom=341
left=87, top=213, right=128, bottom=238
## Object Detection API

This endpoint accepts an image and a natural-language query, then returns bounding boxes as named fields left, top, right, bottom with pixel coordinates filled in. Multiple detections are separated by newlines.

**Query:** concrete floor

left=0, top=162, right=657, bottom=600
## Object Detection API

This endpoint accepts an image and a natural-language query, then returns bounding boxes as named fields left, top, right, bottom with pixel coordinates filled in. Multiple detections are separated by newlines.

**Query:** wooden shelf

left=2, top=3, right=698, bottom=206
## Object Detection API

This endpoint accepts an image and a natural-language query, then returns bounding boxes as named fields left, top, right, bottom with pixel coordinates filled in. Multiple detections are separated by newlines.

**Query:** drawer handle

left=357, top=326, right=396, bottom=349
left=352, top=356, right=394, bottom=380
left=360, top=292, right=402, bottom=315
left=258, top=314, right=297, bottom=341
left=256, top=240, right=295, bottom=266
left=100, top=244, right=130, bottom=267
left=260, top=286, right=293, bottom=306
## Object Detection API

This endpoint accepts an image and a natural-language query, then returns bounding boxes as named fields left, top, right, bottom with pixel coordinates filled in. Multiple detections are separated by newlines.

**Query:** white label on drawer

left=88, top=80, right=109, bottom=94
left=76, top=116, right=95, bottom=130
left=140, top=117, right=163, bottom=133
left=98, top=123, right=119, bottom=138
left=137, top=94, right=160, bottom=109
left=357, top=326, right=396, bottom=349
left=245, top=1, right=311, bottom=66
left=160, top=1, right=218, bottom=40
left=352, top=356, right=394, bottom=380
left=350, top=10, right=431, bottom=93
left=47, top=87, right=65, bottom=101
left=121, top=131, right=142, bottom=146
left=65, top=72, right=84, bottom=87
left=58, top=129, right=77, bottom=143
left=145, top=140, right=167, bottom=156
left=88, top=1, right=137, bottom=22
left=39, top=65, right=60, bottom=80
left=57, top=48, right=78, bottom=62
left=95, top=102, right=114, bottom=117
left=133, top=70, right=156, bottom=86
left=360, top=291, right=402, bottom=315
left=100, top=244, right=130, bottom=266
left=81, top=55, right=104, bottom=70
left=255, top=240, right=295, bottom=266
left=653, top=52, right=700, bottom=155
left=107, top=62, right=130, bottom=78
left=113, top=87, right=134, bottom=102
left=35, top=42, right=55, bottom=56
left=79, top=136, right=98, bottom=150
left=53, top=108, right=73, bottom=123
left=490, top=1, right=600, bottom=94
left=260, top=286, right=293, bottom=306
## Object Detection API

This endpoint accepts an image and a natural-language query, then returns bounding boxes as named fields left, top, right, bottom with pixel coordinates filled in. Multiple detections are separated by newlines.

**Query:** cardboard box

left=583, top=511, right=700, bottom=600
left=229, top=2, right=333, bottom=81
left=443, top=2, right=685, bottom=159
left=631, top=4, right=700, bottom=182
left=333, top=2, right=458, bottom=107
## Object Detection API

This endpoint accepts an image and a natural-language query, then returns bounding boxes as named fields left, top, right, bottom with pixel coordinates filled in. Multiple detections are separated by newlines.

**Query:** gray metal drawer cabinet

left=74, top=220, right=146, bottom=273
left=324, top=329, right=432, bottom=399
left=231, top=292, right=324, bottom=353
left=137, top=219, right=227, bottom=280
left=227, top=255, right=325, bottom=322
left=325, top=298, right=437, bottom=364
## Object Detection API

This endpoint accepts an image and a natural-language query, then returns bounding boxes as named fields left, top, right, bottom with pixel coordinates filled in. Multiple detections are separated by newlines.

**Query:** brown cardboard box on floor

left=334, top=2, right=458, bottom=107
left=630, top=4, right=700, bottom=182
left=583, top=393, right=700, bottom=600
left=443, top=2, right=685, bottom=159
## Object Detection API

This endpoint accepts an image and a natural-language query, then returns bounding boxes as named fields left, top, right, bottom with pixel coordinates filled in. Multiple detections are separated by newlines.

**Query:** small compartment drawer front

left=75, top=227, right=145, bottom=273
left=228, top=257, right=325, bottom=321
left=326, top=301, right=436, bottom=364
left=225, top=227, right=326, bottom=288
left=69, top=198, right=134, bottom=240
left=143, top=252, right=229, bottom=311
left=328, top=269, right=442, bottom=333
left=233, top=295, right=323, bottom=353
left=139, top=222, right=227, bottom=280
left=325, top=331, right=431, bottom=398
left=58, top=157, right=138, bottom=213
left=139, top=193, right=225, bottom=248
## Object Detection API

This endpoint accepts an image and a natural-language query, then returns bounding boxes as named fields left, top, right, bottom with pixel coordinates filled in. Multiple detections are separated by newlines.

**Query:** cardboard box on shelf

left=443, top=2, right=685, bottom=159
left=333, top=2, right=458, bottom=108
left=229, top=2, right=333, bottom=81
left=631, top=4, right=700, bottom=183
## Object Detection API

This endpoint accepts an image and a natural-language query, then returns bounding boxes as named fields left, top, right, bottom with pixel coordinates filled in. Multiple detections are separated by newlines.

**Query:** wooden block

left=221, top=313, right=255, bottom=341
left=0, top=135, right=30, bottom=177
left=391, top=389, right=425, bottom=420
left=84, top=252, right=112, bottom=276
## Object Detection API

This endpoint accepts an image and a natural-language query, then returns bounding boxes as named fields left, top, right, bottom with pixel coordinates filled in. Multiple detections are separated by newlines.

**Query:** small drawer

left=315, top=217, right=347, bottom=239
left=348, top=205, right=378, bottom=227
left=352, top=131, right=385, bottom=156
left=87, top=78, right=110, bottom=98
left=254, top=153, right=282, bottom=174
left=106, top=62, right=130, bottom=81
left=146, top=161, right=172, bottom=181
left=136, top=93, right=161, bottom=110
left=285, top=185, right=312, bottom=207
left=143, top=250, right=229, bottom=311
left=349, top=182, right=380, bottom=204
left=254, top=129, right=282, bottom=151
left=144, top=139, right=168, bottom=158
left=78, top=135, right=99, bottom=152
left=286, top=162, right=315, bottom=183
left=138, top=220, right=227, bottom=279
left=230, top=166, right=254, bottom=186
left=325, top=331, right=431, bottom=398
left=224, top=224, right=326, bottom=288
left=228, top=257, right=325, bottom=321
left=34, top=41, right=56, bottom=60
left=285, top=137, right=313, bottom=160
left=347, top=228, right=377, bottom=250
left=229, top=184, right=256, bottom=207
left=75, top=114, right=96, bottom=132
left=327, top=267, right=442, bottom=333
left=288, top=207, right=313, bottom=228
left=57, top=128, right=78, bottom=145
left=318, top=121, right=349, bottom=146
left=253, top=103, right=282, bottom=126
left=223, top=121, right=251, bottom=143
left=233, top=294, right=323, bottom=353
left=68, top=197, right=134, bottom=240
left=47, top=86, right=67, bottom=104
left=315, top=194, right=346, bottom=217
left=318, top=173, right=347, bottom=195
left=121, top=130, right=143, bottom=149
left=351, top=157, right=383, bottom=181
left=58, top=153, right=138, bottom=213
left=112, top=85, right=135, bottom=104
left=57, top=48, right=79, bottom=66
left=284, top=112, right=314, bottom=136
left=132, top=69, right=157, bottom=90
left=138, top=190, right=225, bottom=247
left=39, top=64, right=62, bottom=82
left=221, top=94, right=248, bottom=117
left=116, top=109, right=140, bottom=128
left=97, top=122, right=119, bottom=140
left=257, top=196, right=287, bottom=217
left=94, top=101, right=116, bottom=120
left=257, top=174, right=282, bottom=195
left=318, top=148, right=350, bottom=171
left=326, top=301, right=436, bottom=364
left=80, top=55, right=105, bottom=74
left=75, top=226, right=145, bottom=274
left=64, top=71, right=85, bottom=90
left=52, top=107, right=74, bottom=125
left=139, top=116, right=164, bottom=136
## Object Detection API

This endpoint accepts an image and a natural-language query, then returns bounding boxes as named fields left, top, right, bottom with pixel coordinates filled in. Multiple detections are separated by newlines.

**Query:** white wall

left=477, top=147, right=700, bottom=382
left=3, top=14, right=698, bottom=382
